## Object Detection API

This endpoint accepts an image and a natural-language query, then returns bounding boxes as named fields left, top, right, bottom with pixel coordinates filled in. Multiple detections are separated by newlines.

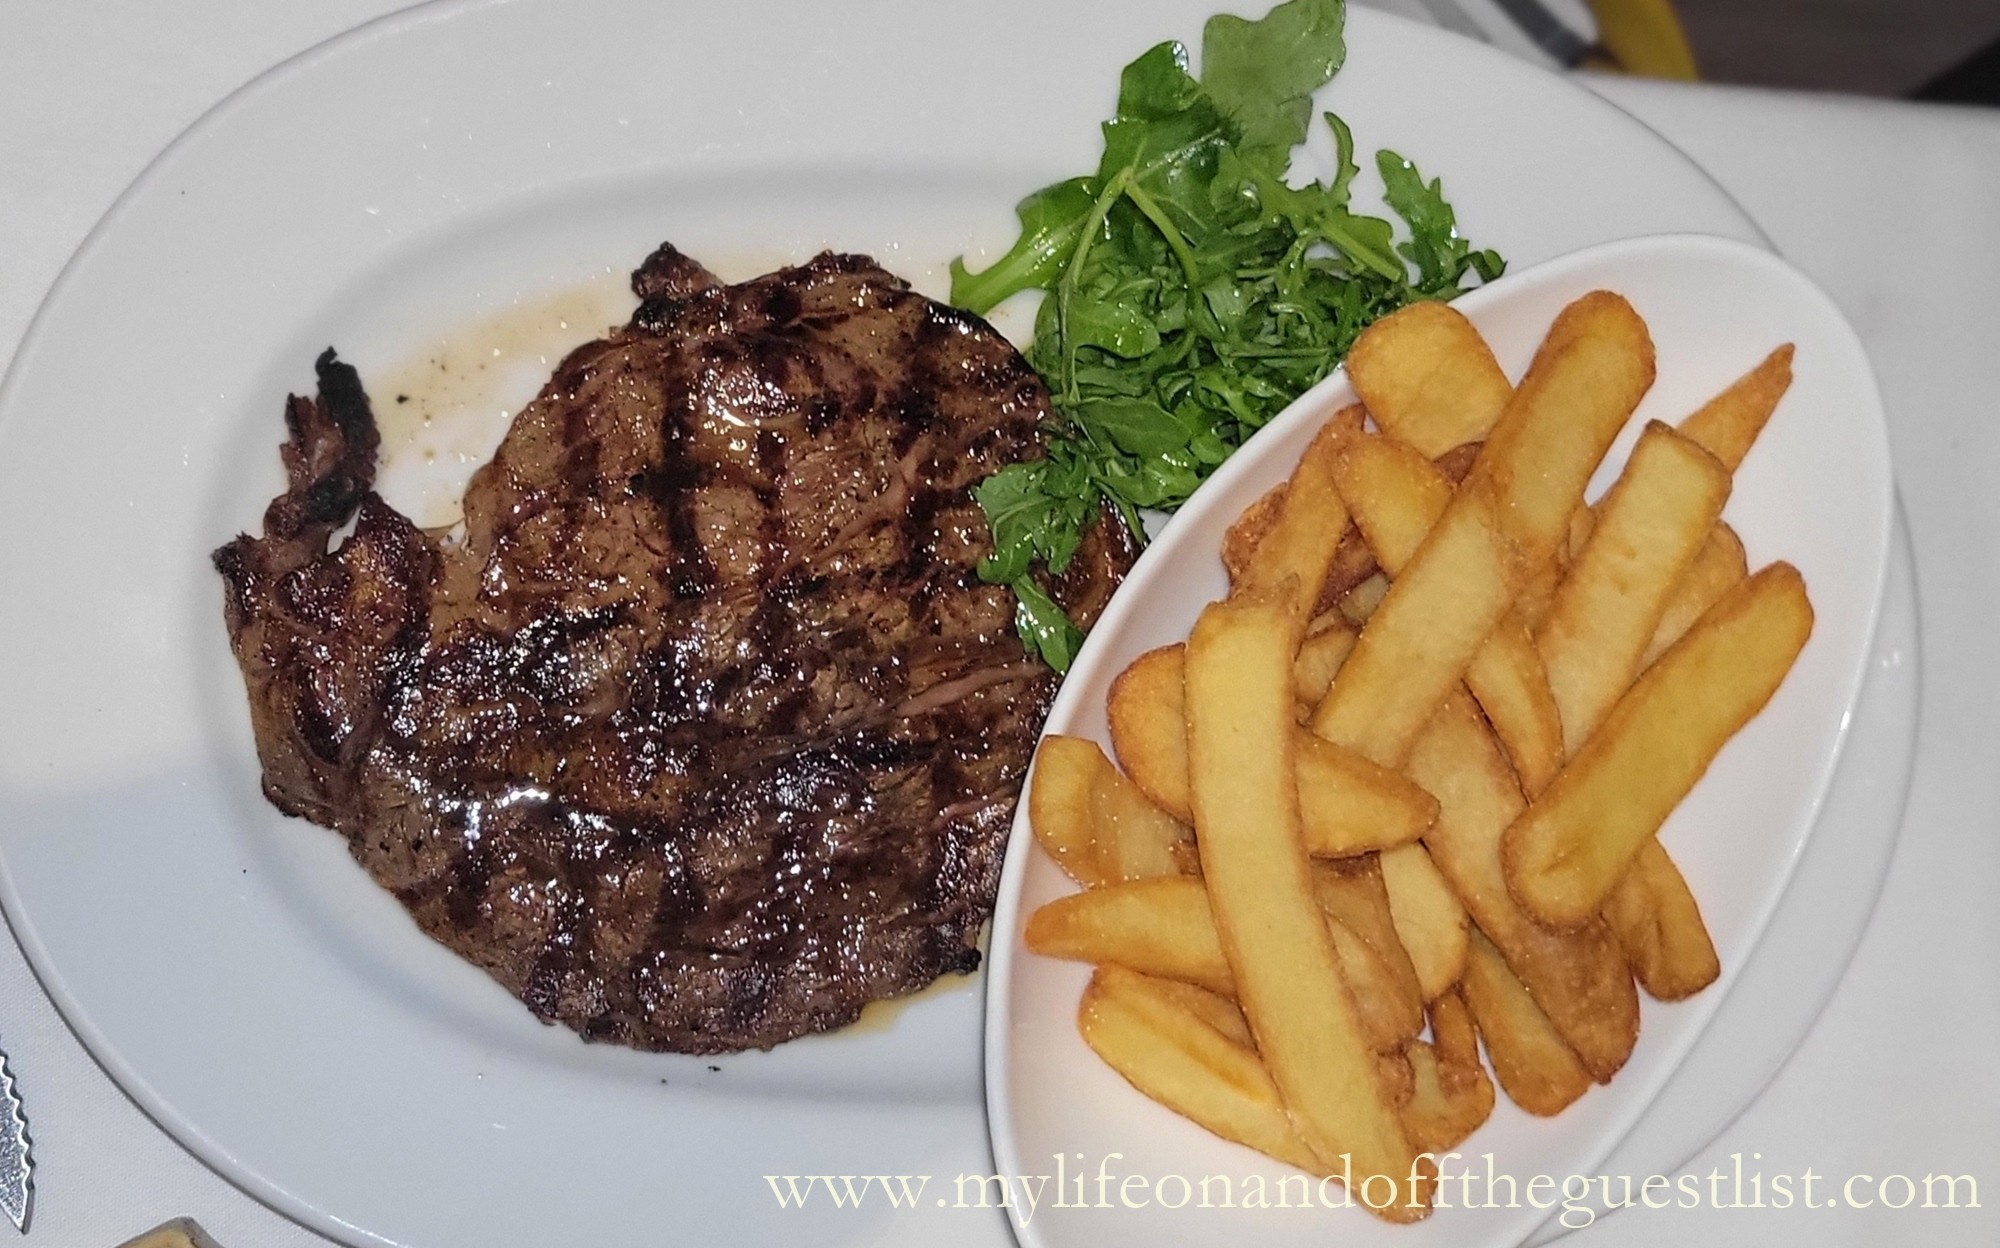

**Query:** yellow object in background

left=1585, top=0, right=1699, bottom=79
left=112, top=1218, right=223, bottom=1248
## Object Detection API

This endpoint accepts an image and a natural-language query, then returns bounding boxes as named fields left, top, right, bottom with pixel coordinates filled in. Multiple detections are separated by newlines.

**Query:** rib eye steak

left=213, top=245, right=1134, bottom=1053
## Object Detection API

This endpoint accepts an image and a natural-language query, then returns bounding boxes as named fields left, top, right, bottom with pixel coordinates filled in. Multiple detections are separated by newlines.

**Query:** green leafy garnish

left=951, top=0, right=1504, bottom=671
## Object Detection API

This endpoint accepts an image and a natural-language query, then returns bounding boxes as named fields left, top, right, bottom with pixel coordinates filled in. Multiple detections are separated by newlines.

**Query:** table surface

left=4, top=5, right=1998, bottom=1246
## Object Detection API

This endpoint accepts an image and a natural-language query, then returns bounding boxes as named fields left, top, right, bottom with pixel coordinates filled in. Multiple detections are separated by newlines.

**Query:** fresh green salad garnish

left=952, top=0, right=1503, bottom=671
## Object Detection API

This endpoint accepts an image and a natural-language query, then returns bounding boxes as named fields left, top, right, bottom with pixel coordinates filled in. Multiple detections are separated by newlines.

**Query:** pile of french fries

left=1023, top=291, right=1813, bottom=1223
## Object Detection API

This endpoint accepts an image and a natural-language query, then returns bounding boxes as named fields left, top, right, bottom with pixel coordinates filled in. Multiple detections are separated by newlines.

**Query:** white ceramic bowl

left=986, top=233, right=1891, bottom=1248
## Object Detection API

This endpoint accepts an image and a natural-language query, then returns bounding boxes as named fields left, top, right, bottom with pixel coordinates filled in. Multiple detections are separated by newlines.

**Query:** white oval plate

left=986, top=233, right=1892, bottom=1248
left=0, top=1, right=1843, bottom=1244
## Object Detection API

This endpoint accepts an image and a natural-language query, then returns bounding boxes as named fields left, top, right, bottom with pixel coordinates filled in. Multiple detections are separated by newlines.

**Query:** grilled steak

left=213, top=246, right=1134, bottom=1053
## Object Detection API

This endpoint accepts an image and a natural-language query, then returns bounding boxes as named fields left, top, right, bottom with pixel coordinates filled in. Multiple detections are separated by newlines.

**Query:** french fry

left=1461, top=929, right=1592, bottom=1116
left=1029, top=735, right=1113, bottom=887
left=1345, top=300, right=1512, bottom=458
left=1678, top=345, right=1795, bottom=473
left=1312, top=479, right=1524, bottom=767
left=1224, top=409, right=1380, bottom=616
left=1514, top=505, right=1595, bottom=632
left=1112, top=966, right=1254, bottom=1046
left=1028, top=875, right=1426, bottom=1053
left=1093, top=760, right=1194, bottom=883
left=1079, top=967, right=1326, bottom=1175
left=1378, top=842, right=1469, bottom=1001
left=1337, top=571, right=1392, bottom=628
left=1504, top=563, right=1815, bottom=929
left=1399, top=989, right=1496, bottom=1153
left=1297, top=733, right=1439, bottom=857
left=1406, top=693, right=1639, bottom=1080
left=1222, top=483, right=1288, bottom=589
left=1401, top=991, right=1497, bottom=1153
left=1642, top=521, right=1747, bottom=669
left=1330, top=434, right=1564, bottom=793
left=1429, top=985, right=1482, bottom=1072
left=1110, top=644, right=1436, bottom=857
left=1293, top=617, right=1357, bottom=705
left=1605, top=839, right=1722, bottom=1000
left=1470, top=618, right=1567, bottom=796
left=1328, top=919, right=1429, bottom=1055
left=1026, top=876, right=1234, bottom=997
left=1233, top=412, right=1361, bottom=618
left=1108, top=646, right=1195, bottom=822
left=1081, top=968, right=1419, bottom=1170
left=1320, top=856, right=1432, bottom=1032
left=1317, top=292, right=1651, bottom=768
left=1319, top=527, right=1384, bottom=614
left=1185, top=591, right=1431, bottom=1219
left=1537, top=422, right=1733, bottom=755
left=1475, top=291, right=1656, bottom=560
left=1403, top=1041, right=1493, bottom=1153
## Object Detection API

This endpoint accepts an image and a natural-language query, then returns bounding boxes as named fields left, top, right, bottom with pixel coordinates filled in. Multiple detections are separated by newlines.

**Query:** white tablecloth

left=4, top=6, right=1998, bottom=1246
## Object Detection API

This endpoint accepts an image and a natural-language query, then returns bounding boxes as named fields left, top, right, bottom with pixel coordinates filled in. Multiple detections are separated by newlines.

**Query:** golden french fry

left=1079, top=967, right=1327, bottom=1175
left=1026, top=876, right=1234, bottom=996
left=1402, top=1038, right=1496, bottom=1154
left=1477, top=291, right=1656, bottom=559
left=1029, top=874, right=1425, bottom=1054
left=1110, top=643, right=1436, bottom=858
left=1312, top=479, right=1524, bottom=767
left=1028, top=735, right=1113, bottom=887
left=1376, top=1046, right=1417, bottom=1110
left=1429, top=986, right=1482, bottom=1074
left=1297, top=733, right=1438, bottom=857
left=1538, top=422, right=1734, bottom=755
left=1466, top=619, right=1565, bottom=796
left=1515, top=505, right=1595, bottom=632
left=1293, top=617, right=1357, bottom=705
left=1093, top=761, right=1194, bottom=883
left=1186, top=591, right=1431, bottom=1219
left=1110, top=966, right=1254, bottom=1046
left=1605, top=839, right=1721, bottom=1001
left=1678, top=344, right=1795, bottom=473
left=1234, top=412, right=1359, bottom=618
left=1222, top=482, right=1288, bottom=589
left=1378, top=842, right=1469, bottom=1001
left=1642, top=521, right=1747, bottom=669
left=1319, top=527, right=1383, bottom=615
left=1337, top=571, right=1392, bottom=628
left=1080, top=968, right=1420, bottom=1173
left=1505, top=563, right=1815, bottom=929
left=1461, top=929, right=1592, bottom=1117
left=1224, top=408, right=1378, bottom=616
left=1330, top=434, right=1563, bottom=792
left=1108, top=645, right=1195, bottom=822
left=1313, top=859, right=1427, bottom=1030
left=1328, top=920, right=1428, bottom=1054
left=1406, top=693, right=1639, bottom=1081
left=1401, top=987, right=1497, bottom=1153
left=1345, top=299, right=1512, bottom=458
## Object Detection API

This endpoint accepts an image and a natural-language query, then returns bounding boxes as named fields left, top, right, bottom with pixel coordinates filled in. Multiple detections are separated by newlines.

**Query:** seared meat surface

left=214, top=246, right=1133, bottom=1053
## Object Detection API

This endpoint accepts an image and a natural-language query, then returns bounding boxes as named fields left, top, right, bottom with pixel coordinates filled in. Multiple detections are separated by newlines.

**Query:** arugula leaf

left=1378, top=149, right=1507, bottom=295
left=1010, top=577, right=1087, bottom=674
left=952, top=0, right=1502, bottom=672
left=950, top=178, right=1096, bottom=315
left=1201, top=0, right=1347, bottom=158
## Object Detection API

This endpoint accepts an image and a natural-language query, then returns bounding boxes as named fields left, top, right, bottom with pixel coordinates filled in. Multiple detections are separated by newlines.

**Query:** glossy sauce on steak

left=213, top=246, right=1133, bottom=1053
